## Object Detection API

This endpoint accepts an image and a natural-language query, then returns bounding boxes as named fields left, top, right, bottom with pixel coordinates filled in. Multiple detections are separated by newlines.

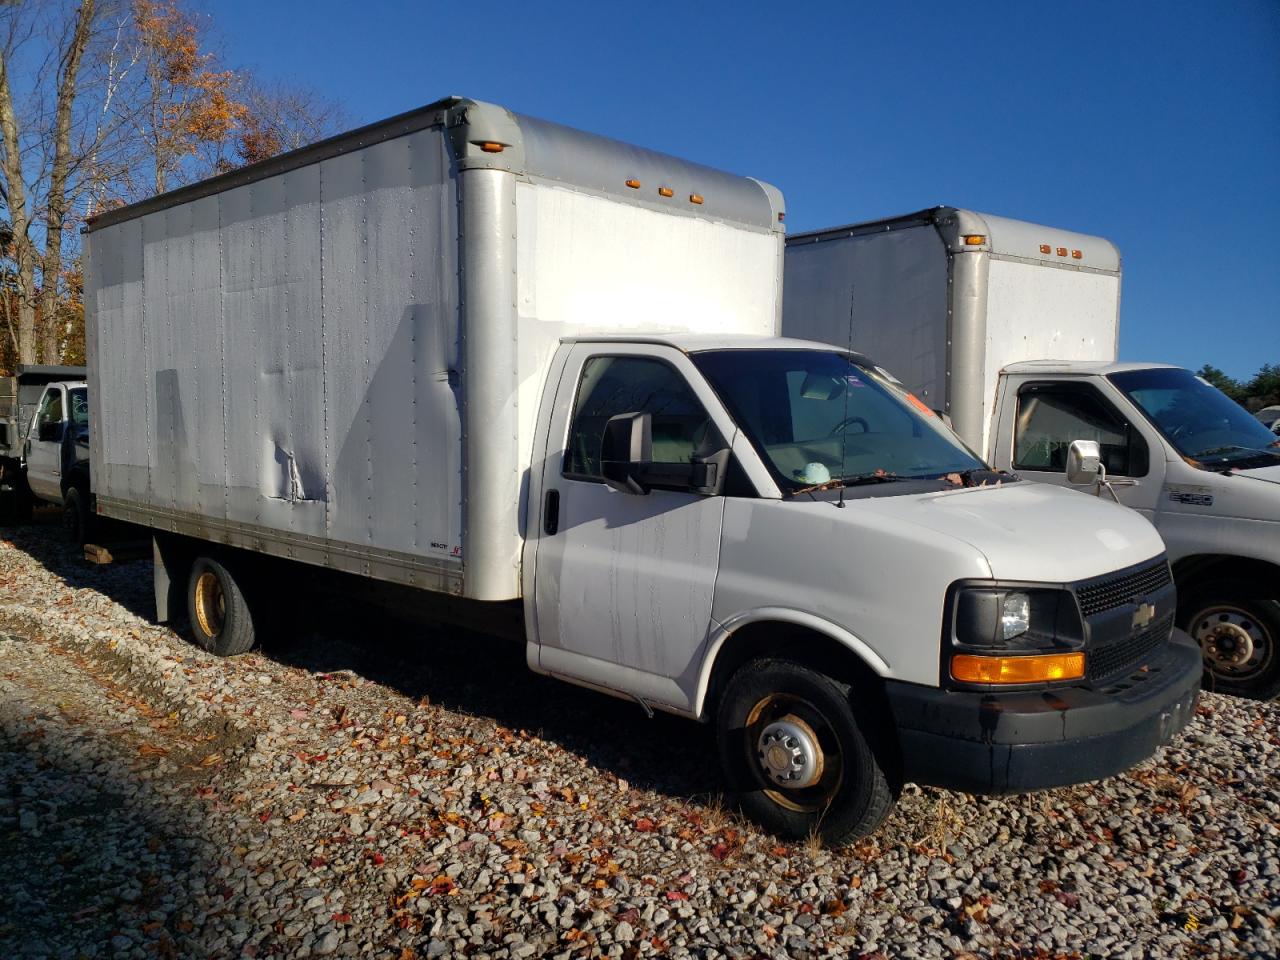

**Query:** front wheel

left=716, top=659, right=897, bottom=845
left=1180, top=580, right=1280, bottom=701
left=62, top=488, right=89, bottom=546
left=187, top=556, right=258, bottom=657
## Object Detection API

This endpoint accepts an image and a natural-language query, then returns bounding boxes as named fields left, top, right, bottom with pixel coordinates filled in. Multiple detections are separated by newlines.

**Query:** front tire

left=62, top=487, right=88, bottom=546
left=716, top=659, right=897, bottom=845
left=187, top=556, right=258, bottom=657
left=1180, top=579, right=1280, bottom=701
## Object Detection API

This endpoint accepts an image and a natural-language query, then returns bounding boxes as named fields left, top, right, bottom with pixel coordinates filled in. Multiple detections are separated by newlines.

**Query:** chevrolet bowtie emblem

left=1132, top=602, right=1156, bottom=630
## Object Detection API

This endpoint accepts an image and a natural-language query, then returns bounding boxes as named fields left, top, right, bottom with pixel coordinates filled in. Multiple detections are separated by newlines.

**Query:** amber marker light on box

left=1056, top=247, right=1068, bottom=257
left=625, top=179, right=641, bottom=189
left=689, top=193, right=704, bottom=205
left=658, top=186, right=674, bottom=197
left=478, top=142, right=505, bottom=153
left=1039, top=244, right=1052, bottom=254
left=1071, top=249, right=1083, bottom=259
left=950, top=652, right=1085, bottom=684
left=963, top=234, right=986, bottom=245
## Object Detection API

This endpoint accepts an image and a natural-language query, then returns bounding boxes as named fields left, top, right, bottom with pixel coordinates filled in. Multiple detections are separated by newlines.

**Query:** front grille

left=1088, top=611, right=1173, bottom=681
left=1076, top=558, right=1172, bottom=617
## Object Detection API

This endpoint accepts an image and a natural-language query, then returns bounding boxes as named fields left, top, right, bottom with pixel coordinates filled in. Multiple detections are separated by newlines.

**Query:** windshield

left=1108, top=367, right=1280, bottom=469
left=693, top=349, right=988, bottom=493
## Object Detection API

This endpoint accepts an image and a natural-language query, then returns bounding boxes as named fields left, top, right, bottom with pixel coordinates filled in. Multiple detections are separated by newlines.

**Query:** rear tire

left=1180, top=579, right=1280, bottom=701
left=187, top=556, right=258, bottom=657
left=716, top=658, right=897, bottom=846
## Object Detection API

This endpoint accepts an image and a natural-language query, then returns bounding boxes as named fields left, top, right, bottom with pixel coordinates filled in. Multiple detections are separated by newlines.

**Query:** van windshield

left=1108, top=367, right=1280, bottom=470
left=693, top=349, right=989, bottom=494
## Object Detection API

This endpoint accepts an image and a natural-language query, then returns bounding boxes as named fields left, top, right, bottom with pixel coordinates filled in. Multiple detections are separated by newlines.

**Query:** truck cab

left=523, top=334, right=1201, bottom=842
left=988, top=361, right=1280, bottom=699
left=22, top=379, right=92, bottom=542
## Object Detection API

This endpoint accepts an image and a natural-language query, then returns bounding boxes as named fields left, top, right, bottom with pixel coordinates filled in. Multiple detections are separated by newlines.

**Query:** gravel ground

left=0, top=516, right=1277, bottom=960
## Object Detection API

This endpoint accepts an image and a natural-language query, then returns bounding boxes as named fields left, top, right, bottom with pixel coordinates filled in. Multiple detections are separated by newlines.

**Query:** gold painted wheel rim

left=194, top=571, right=226, bottom=639
left=745, top=692, right=843, bottom=813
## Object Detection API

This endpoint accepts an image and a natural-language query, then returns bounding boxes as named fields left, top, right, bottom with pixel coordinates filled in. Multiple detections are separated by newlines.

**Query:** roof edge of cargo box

left=787, top=206, right=1120, bottom=274
left=86, top=97, right=783, bottom=234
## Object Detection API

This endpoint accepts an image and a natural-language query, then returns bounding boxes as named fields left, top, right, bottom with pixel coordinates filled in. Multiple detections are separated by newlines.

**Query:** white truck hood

left=845, top=480, right=1165, bottom=583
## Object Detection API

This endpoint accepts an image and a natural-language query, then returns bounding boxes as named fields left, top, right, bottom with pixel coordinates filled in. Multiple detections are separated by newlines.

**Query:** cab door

left=530, top=343, right=735, bottom=714
left=993, top=376, right=1163, bottom=518
left=24, top=386, right=65, bottom=501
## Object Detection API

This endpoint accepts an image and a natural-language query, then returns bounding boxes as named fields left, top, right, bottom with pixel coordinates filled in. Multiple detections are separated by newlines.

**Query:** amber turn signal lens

left=625, top=179, right=641, bottom=189
left=950, top=652, right=1085, bottom=684
left=658, top=186, right=674, bottom=197
left=963, top=234, right=986, bottom=245
left=478, top=142, right=505, bottom=153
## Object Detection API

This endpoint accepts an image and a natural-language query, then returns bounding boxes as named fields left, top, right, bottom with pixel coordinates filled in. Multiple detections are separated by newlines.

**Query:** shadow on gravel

left=261, top=588, right=727, bottom=805
left=3, top=518, right=725, bottom=809
left=1, top=509, right=155, bottom=622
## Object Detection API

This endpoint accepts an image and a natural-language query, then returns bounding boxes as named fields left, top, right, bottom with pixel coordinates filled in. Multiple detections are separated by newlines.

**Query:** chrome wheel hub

left=756, top=716, right=823, bottom=789
left=1194, top=607, right=1266, bottom=678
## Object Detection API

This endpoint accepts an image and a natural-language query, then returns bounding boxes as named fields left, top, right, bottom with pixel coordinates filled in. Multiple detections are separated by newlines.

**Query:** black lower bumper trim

left=887, top=630, right=1202, bottom=794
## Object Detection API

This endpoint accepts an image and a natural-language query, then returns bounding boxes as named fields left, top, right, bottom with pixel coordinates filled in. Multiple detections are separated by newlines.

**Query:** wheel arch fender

left=694, top=608, right=891, bottom=721
left=1173, top=554, right=1280, bottom=600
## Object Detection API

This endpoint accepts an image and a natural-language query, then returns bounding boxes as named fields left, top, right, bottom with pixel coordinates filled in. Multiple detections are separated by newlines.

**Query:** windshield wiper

left=790, top=471, right=905, bottom=496
left=842, top=471, right=906, bottom=486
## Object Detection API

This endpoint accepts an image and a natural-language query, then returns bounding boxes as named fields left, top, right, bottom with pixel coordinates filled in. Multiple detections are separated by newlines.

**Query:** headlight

left=1001, top=592, right=1030, bottom=640
left=948, top=585, right=1085, bottom=686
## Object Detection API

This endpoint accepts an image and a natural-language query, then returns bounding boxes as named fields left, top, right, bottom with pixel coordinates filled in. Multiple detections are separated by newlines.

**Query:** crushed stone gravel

left=0, top=516, right=1277, bottom=959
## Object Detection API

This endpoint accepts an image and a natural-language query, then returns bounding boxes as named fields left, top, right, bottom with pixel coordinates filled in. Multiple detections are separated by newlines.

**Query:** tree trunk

left=37, top=0, right=96, bottom=365
left=0, top=46, right=37, bottom=365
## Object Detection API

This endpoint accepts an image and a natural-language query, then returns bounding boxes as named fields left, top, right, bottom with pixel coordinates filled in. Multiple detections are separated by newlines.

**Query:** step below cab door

left=991, top=374, right=1163, bottom=518
left=528, top=342, right=737, bottom=714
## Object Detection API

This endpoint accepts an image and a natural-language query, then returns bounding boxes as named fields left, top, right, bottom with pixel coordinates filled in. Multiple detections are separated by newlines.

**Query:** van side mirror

left=601, top=413, right=653, bottom=494
left=599, top=412, right=725, bottom=496
left=1065, top=439, right=1102, bottom=485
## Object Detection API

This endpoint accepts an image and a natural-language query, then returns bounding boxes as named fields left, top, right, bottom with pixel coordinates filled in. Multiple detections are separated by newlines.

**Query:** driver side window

left=1014, top=383, right=1148, bottom=477
left=563, top=356, right=710, bottom=482
left=37, top=389, right=63, bottom=428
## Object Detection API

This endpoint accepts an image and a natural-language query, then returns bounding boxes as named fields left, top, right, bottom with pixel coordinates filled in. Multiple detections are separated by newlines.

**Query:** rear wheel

left=1180, top=579, right=1280, bottom=701
left=187, top=556, right=257, bottom=657
left=716, top=658, right=896, bottom=845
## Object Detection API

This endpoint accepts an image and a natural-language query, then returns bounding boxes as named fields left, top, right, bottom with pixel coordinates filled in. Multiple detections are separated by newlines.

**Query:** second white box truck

left=785, top=207, right=1280, bottom=700
left=84, top=103, right=1200, bottom=842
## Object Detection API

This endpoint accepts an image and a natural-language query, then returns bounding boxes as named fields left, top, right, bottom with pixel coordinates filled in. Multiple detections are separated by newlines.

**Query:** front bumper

left=886, top=629, right=1201, bottom=794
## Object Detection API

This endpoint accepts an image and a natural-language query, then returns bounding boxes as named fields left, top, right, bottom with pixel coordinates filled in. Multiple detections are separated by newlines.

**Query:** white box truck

left=84, top=104, right=1200, bottom=843
left=784, top=206, right=1280, bottom=699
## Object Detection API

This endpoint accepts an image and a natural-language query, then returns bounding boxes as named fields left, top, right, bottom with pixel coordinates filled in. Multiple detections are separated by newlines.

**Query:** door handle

left=543, top=489, right=560, bottom=536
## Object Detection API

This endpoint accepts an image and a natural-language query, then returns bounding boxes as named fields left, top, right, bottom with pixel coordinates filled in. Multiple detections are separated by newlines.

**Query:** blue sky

left=209, top=0, right=1278, bottom=380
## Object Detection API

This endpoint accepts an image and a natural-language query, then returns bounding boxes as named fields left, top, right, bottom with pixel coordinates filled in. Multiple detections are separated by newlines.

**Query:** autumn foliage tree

left=132, top=0, right=243, bottom=193
left=0, top=0, right=345, bottom=371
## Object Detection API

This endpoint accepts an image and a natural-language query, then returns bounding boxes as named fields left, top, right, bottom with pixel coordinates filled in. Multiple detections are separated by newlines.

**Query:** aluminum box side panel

left=782, top=226, right=949, bottom=409
left=513, top=180, right=783, bottom=486
left=90, top=126, right=464, bottom=592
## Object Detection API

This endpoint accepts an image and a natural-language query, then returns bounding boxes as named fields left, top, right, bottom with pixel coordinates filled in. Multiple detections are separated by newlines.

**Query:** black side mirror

left=600, top=412, right=729, bottom=497
left=37, top=420, right=62, bottom=442
left=601, top=412, right=653, bottom=494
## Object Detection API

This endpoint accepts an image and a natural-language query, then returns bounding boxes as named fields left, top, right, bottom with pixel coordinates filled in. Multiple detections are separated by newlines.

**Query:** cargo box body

left=85, top=97, right=785, bottom=601
left=782, top=207, right=1120, bottom=453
